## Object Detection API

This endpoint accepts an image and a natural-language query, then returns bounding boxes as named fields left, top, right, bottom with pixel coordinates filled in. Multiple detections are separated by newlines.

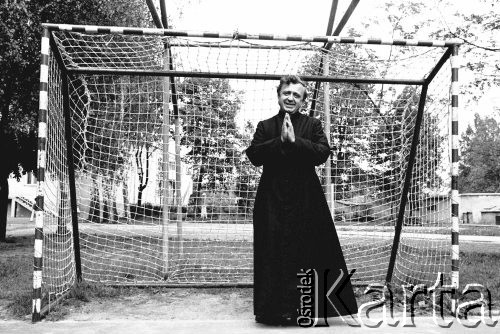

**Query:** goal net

left=36, top=24, right=460, bottom=307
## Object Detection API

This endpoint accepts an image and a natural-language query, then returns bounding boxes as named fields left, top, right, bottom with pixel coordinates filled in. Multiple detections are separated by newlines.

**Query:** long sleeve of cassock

left=246, top=118, right=331, bottom=167
left=246, top=121, right=291, bottom=167
left=290, top=118, right=331, bottom=166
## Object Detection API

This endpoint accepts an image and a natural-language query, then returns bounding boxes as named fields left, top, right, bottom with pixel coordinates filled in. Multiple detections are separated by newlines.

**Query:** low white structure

left=8, top=172, right=37, bottom=219
left=460, top=193, right=500, bottom=225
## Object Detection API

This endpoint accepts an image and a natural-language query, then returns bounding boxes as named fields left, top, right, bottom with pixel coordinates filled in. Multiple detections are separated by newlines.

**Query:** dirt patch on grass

left=50, top=288, right=254, bottom=322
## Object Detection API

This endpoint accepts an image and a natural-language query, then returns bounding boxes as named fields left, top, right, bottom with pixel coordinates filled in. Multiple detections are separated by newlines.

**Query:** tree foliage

left=79, top=76, right=164, bottom=212
left=376, top=0, right=499, bottom=100
left=176, top=77, right=244, bottom=194
left=459, top=113, right=500, bottom=192
left=432, top=0, right=499, bottom=95
left=351, top=0, right=499, bottom=197
left=299, top=41, right=445, bottom=211
left=380, top=0, right=500, bottom=195
left=299, top=46, right=382, bottom=199
left=0, top=0, right=152, bottom=239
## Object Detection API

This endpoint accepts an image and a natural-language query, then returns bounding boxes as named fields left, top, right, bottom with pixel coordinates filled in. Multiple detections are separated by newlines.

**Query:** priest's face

left=278, top=83, right=306, bottom=114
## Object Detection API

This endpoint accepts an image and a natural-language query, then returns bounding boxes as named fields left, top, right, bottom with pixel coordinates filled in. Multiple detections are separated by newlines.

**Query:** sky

left=165, top=0, right=499, bottom=133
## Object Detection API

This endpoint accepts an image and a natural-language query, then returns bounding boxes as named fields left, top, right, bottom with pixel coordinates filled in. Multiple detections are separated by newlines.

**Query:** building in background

left=8, top=171, right=37, bottom=219
left=460, top=193, right=500, bottom=225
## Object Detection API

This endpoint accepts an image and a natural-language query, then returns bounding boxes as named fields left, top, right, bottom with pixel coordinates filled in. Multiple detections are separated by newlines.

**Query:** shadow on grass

left=0, top=236, right=33, bottom=320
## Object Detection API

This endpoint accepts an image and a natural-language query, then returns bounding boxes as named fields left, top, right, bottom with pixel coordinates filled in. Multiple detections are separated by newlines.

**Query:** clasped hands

left=280, top=113, right=295, bottom=143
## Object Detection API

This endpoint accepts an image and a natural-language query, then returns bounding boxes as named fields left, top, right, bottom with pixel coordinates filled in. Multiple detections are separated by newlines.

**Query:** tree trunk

left=111, top=180, right=118, bottom=223
left=122, top=175, right=129, bottom=219
left=119, top=77, right=130, bottom=220
left=135, top=145, right=150, bottom=207
left=0, top=175, right=8, bottom=242
left=100, top=177, right=118, bottom=224
left=137, top=188, right=143, bottom=207
left=102, top=201, right=109, bottom=223
left=192, top=165, right=205, bottom=218
left=0, top=92, right=13, bottom=242
left=101, top=177, right=109, bottom=224
left=57, top=181, right=68, bottom=234
left=88, top=174, right=101, bottom=223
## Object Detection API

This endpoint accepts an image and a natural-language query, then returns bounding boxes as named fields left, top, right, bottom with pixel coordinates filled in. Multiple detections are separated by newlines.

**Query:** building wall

left=415, top=196, right=450, bottom=225
left=74, top=147, right=193, bottom=221
left=459, top=193, right=500, bottom=225
left=8, top=172, right=37, bottom=201
left=333, top=193, right=500, bottom=226
left=8, top=172, right=37, bottom=218
left=480, top=212, right=500, bottom=225
left=7, top=201, right=32, bottom=218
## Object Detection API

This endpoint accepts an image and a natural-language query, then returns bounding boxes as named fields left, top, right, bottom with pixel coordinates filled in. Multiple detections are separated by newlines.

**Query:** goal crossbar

left=42, top=23, right=462, bottom=48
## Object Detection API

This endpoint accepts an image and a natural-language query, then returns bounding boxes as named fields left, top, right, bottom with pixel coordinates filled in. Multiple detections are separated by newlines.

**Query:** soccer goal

left=33, top=23, right=461, bottom=320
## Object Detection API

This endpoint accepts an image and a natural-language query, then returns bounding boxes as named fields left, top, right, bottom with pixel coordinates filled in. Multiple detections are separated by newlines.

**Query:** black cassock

left=246, top=110, right=358, bottom=320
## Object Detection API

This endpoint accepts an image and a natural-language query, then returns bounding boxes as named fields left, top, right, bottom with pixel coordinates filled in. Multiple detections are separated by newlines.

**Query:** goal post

left=33, top=23, right=462, bottom=321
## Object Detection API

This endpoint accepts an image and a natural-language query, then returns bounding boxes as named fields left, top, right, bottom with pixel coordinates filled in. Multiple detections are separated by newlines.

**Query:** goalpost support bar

left=148, top=0, right=185, bottom=267
left=161, top=50, right=171, bottom=275
left=325, top=0, right=339, bottom=38
left=49, top=35, right=84, bottom=283
left=145, top=0, right=163, bottom=29
left=425, top=48, right=453, bottom=85
left=61, top=57, right=84, bottom=285
left=157, top=0, right=184, bottom=257
left=330, top=0, right=360, bottom=42
left=385, top=83, right=429, bottom=285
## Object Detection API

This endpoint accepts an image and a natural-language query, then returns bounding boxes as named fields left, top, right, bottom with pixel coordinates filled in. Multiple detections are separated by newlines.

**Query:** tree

left=175, top=77, right=244, bottom=215
left=370, top=86, right=445, bottom=220
left=298, top=39, right=446, bottom=225
left=331, top=0, right=498, bottom=216
left=459, top=113, right=500, bottom=192
left=0, top=1, right=40, bottom=241
left=373, top=0, right=499, bottom=103
left=369, top=0, right=500, bottom=196
left=77, top=75, right=164, bottom=221
left=429, top=0, right=499, bottom=97
left=235, top=121, right=258, bottom=214
left=0, top=0, right=152, bottom=241
left=299, top=45, right=386, bottom=200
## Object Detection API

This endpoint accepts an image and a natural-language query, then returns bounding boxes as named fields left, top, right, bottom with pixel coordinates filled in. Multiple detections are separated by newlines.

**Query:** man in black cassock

left=246, top=75, right=358, bottom=326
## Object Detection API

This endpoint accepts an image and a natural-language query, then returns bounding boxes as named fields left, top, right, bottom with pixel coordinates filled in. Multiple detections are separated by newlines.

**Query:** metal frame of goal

left=32, top=23, right=462, bottom=321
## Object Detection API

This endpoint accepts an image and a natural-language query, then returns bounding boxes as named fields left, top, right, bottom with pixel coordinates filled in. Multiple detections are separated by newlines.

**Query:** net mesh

left=41, top=30, right=453, bottom=299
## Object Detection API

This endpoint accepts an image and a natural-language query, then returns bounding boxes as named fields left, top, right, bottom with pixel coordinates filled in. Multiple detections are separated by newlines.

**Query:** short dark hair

left=276, top=75, right=308, bottom=101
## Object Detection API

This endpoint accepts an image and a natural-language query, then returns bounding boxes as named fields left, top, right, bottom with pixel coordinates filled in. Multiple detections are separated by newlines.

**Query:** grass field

left=41, top=231, right=450, bottom=287
left=459, top=224, right=500, bottom=237
left=1, top=223, right=499, bottom=322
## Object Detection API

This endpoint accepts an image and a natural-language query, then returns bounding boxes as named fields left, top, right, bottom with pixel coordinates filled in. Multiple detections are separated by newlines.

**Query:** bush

left=130, top=203, right=163, bottom=219
left=204, top=192, right=239, bottom=215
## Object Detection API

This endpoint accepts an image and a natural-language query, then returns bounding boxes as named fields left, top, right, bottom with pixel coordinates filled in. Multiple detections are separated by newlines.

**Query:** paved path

left=6, top=218, right=500, bottom=245
left=1, top=317, right=499, bottom=334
